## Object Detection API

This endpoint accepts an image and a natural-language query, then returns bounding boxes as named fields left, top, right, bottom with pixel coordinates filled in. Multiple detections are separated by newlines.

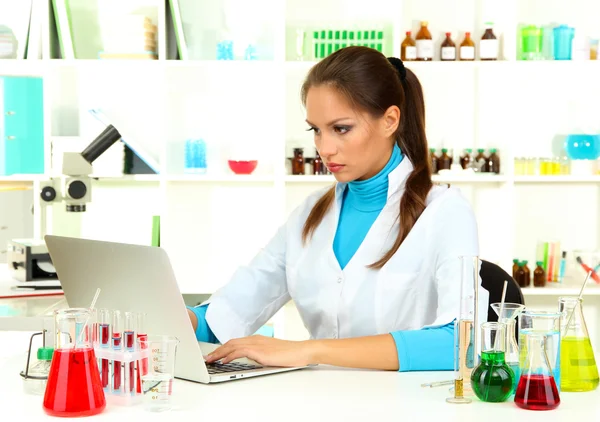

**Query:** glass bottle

left=474, top=148, right=488, bottom=172
left=43, top=308, right=106, bottom=417
left=401, top=31, right=417, bottom=61
left=313, top=149, right=325, bottom=175
left=512, top=259, right=519, bottom=281
left=480, top=22, right=498, bottom=60
left=460, top=32, right=475, bottom=61
left=491, top=303, right=525, bottom=393
left=439, top=148, right=452, bottom=170
left=416, top=21, right=433, bottom=61
left=430, top=148, right=439, bottom=174
left=515, top=333, right=560, bottom=410
left=516, top=262, right=527, bottom=288
left=291, top=148, right=305, bottom=175
left=441, top=32, right=456, bottom=61
left=558, top=297, right=599, bottom=392
left=487, top=148, right=501, bottom=174
left=533, top=262, right=546, bottom=287
left=470, top=322, right=514, bottom=402
left=523, top=260, right=531, bottom=287
left=460, top=148, right=472, bottom=169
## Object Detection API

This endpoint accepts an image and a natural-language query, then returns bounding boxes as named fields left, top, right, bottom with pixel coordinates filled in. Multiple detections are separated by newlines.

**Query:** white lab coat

left=205, top=157, right=489, bottom=343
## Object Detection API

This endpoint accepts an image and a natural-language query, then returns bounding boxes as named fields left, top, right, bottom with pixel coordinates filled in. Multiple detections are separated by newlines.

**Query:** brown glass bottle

left=460, top=148, right=472, bottom=169
left=516, top=262, right=527, bottom=288
left=416, top=21, right=433, bottom=61
left=512, top=259, right=519, bottom=281
left=487, top=148, right=501, bottom=174
left=291, top=148, right=305, bottom=175
left=523, top=260, right=531, bottom=287
left=313, top=149, right=325, bottom=175
left=430, top=148, right=439, bottom=174
left=401, top=31, right=417, bottom=61
left=439, top=148, right=452, bottom=170
left=474, top=148, right=488, bottom=172
left=459, top=32, right=475, bottom=61
left=440, top=32, right=456, bottom=61
left=533, top=261, right=546, bottom=287
left=480, top=23, right=498, bottom=60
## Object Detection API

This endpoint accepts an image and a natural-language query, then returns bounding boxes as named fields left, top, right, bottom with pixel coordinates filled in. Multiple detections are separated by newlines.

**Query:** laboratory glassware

left=470, top=322, right=514, bottom=402
left=401, top=31, right=417, bottom=61
left=553, top=25, right=574, bottom=60
left=140, top=335, right=180, bottom=412
left=112, top=310, right=122, bottom=392
left=137, top=312, right=149, bottom=394
left=519, top=310, right=562, bottom=390
left=43, top=308, right=106, bottom=417
left=515, top=332, right=560, bottom=410
left=491, top=302, right=525, bottom=392
left=184, top=139, right=208, bottom=174
left=124, top=311, right=136, bottom=393
left=416, top=21, right=433, bottom=61
left=446, top=256, right=480, bottom=404
left=520, top=25, right=542, bottom=60
left=98, top=308, right=111, bottom=389
left=559, top=297, right=599, bottom=391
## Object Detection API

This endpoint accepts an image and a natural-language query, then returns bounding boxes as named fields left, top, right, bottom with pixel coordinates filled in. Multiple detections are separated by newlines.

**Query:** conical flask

left=43, top=308, right=106, bottom=417
left=491, top=302, right=525, bottom=393
left=559, top=296, right=599, bottom=392
left=515, top=333, right=560, bottom=410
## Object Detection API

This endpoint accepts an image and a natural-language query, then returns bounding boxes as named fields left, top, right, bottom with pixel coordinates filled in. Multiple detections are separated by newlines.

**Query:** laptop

left=44, top=235, right=307, bottom=384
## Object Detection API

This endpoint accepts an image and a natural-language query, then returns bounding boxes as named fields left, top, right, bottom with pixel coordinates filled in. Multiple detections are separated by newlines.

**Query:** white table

left=1, top=331, right=599, bottom=421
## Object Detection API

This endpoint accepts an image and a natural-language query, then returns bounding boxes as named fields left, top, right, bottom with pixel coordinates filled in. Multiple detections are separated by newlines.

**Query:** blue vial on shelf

left=184, top=139, right=207, bottom=174
left=565, top=134, right=600, bottom=160
left=216, top=40, right=234, bottom=60
left=244, top=44, right=257, bottom=60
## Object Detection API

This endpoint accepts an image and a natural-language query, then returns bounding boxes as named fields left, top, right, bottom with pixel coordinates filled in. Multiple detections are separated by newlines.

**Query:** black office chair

left=480, top=260, right=525, bottom=340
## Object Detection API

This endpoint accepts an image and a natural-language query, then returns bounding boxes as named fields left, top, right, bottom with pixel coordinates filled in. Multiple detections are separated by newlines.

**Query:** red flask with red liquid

left=43, top=308, right=106, bottom=417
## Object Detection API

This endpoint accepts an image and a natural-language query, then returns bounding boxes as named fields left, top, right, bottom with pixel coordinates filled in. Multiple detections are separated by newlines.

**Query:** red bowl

left=228, top=160, right=258, bottom=175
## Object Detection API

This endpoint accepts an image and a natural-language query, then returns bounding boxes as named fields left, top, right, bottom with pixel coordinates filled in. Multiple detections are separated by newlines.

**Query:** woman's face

left=305, top=84, right=400, bottom=182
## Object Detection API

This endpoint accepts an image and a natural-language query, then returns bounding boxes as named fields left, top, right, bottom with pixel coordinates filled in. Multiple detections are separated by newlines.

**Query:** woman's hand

left=204, top=336, right=314, bottom=368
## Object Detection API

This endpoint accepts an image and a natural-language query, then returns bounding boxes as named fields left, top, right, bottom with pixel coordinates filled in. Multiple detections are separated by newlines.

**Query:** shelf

left=92, top=175, right=162, bottom=183
left=522, top=284, right=600, bottom=296
left=514, top=176, right=600, bottom=183
left=165, top=174, right=275, bottom=183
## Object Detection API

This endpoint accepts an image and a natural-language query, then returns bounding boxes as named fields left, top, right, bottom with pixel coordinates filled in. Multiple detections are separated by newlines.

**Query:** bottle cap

left=562, top=251, right=567, bottom=258
left=446, top=32, right=451, bottom=37
left=513, top=259, right=519, bottom=263
left=406, top=31, right=411, bottom=36
left=465, top=148, right=473, bottom=153
left=523, top=260, right=529, bottom=265
left=429, top=148, right=436, bottom=152
left=485, top=22, right=494, bottom=27
left=465, top=32, right=471, bottom=37
left=536, top=261, right=544, bottom=266
left=489, top=148, right=497, bottom=153
left=421, top=21, right=428, bottom=26
left=441, top=148, right=448, bottom=153
left=478, top=148, right=485, bottom=153
left=37, top=347, right=55, bottom=361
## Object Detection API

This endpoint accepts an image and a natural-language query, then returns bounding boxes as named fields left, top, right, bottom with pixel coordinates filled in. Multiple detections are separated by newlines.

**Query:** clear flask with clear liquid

left=491, top=303, right=525, bottom=393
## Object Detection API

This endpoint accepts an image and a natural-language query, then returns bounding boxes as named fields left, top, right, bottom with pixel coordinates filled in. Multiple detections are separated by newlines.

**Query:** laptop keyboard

left=207, top=361, right=263, bottom=375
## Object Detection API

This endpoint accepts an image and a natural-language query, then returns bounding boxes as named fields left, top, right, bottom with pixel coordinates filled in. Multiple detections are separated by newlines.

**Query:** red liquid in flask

left=514, top=374, right=560, bottom=410
left=113, top=334, right=122, bottom=391
left=43, top=348, right=106, bottom=417
left=125, top=331, right=135, bottom=392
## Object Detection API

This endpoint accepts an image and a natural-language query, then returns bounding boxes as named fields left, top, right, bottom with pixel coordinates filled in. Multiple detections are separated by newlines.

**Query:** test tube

left=98, top=309, right=111, bottom=390
left=446, top=256, right=479, bottom=404
left=124, top=312, right=136, bottom=394
left=112, top=310, right=122, bottom=393
left=136, top=312, right=148, bottom=394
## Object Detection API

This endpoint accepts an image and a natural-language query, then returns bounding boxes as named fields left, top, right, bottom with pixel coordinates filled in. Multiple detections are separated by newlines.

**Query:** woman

left=188, top=46, right=488, bottom=371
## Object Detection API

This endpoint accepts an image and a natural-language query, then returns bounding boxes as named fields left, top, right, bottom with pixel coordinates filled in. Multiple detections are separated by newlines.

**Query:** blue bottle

left=184, top=139, right=207, bottom=174
left=553, top=25, right=574, bottom=60
left=565, top=134, right=600, bottom=160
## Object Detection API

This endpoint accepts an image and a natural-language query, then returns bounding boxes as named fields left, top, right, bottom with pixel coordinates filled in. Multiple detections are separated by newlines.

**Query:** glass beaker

left=491, top=302, right=525, bottom=392
left=519, top=310, right=562, bottom=390
left=470, top=322, right=514, bottom=402
left=43, top=308, right=106, bottom=417
left=520, top=25, right=542, bottom=60
left=140, top=335, right=180, bottom=412
left=559, top=297, right=599, bottom=392
left=553, top=25, right=574, bottom=60
left=515, top=333, right=560, bottom=410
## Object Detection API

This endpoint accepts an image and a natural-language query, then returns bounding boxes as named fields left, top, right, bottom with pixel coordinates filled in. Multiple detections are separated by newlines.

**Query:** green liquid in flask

left=560, top=337, right=599, bottom=392
left=470, top=351, right=514, bottom=402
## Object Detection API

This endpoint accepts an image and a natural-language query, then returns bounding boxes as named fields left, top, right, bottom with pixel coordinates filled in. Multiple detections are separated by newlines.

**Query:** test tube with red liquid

left=136, top=312, right=148, bottom=394
left=124, top=312, right=136, bottom=394
left=112, top=310, right=122, bottom=392
left=98, top=309, right=111, bottom=390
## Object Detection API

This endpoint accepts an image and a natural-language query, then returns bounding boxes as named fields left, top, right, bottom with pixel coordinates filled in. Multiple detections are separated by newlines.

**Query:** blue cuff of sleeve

left=187, top=304, right=218, bottom=343
left=391, top=322, right=454, bottom=372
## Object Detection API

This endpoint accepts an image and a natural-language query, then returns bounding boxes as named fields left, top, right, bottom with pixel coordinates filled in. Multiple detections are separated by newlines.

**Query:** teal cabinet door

left=2, top=76, right=44, bottom=175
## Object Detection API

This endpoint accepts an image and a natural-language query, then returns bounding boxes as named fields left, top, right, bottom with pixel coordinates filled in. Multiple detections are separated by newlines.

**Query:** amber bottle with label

left=440, top=32, right=456, bottom=61
left=416, top=21, right=433, bottom=61
left=291, top=148, right=305, bottom=175
left=512, top=259, right=519, bottom=281
left=523, top=260, right=531, bottom=287
left=480, top=23, right=498, bottom=60
left=487, top=148, right=501, bottom=174
left=312, top=149, right=325, bottom=175
left=401, top=31, right=417, bottom=61
left=460, top=32, right=475, bottom=61
left=460, top=148, right=472, bottom=169
left=430, top=148, right=439, bottom=174
left=474, top=148, right=488, bottom=172
left=516, top=262, right=527, bottom=288
left=533, top=261, right=546, bottom=287
left=439, top=148, right=452, bottom=170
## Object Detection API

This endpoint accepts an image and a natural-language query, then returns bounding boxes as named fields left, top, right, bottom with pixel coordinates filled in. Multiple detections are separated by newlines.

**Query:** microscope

left=7, top=125, right=123, bottom=282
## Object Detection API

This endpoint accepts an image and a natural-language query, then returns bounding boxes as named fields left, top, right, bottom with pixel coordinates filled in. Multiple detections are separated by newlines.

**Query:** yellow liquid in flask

left=560, top=337, right=599, bottom=392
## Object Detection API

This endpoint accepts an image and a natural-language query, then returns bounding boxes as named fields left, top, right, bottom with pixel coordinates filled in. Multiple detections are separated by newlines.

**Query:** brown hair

left=300, top=46, right=432, bottom=269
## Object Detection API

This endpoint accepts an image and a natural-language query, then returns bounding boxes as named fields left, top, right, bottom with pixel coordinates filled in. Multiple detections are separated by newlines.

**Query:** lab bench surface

left=1, top=333, right=599, bottom=421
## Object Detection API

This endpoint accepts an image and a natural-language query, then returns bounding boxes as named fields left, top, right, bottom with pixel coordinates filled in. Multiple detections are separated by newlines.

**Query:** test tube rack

left=311, top=29, right=386, bottom=59
left=94, top=346, right=150, bottom=406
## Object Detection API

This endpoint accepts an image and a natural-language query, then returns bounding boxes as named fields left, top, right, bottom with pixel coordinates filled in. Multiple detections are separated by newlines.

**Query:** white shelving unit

left=1, top=0, right=600, bottom=299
